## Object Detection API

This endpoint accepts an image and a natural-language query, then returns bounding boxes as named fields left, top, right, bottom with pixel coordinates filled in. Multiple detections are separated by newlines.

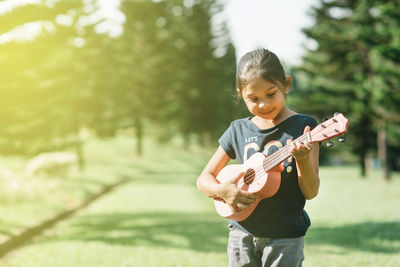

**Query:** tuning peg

left=338, top=135, right=345, bottom=142
left=326, top=140, right=334, bottom=147
left=334, top=112, right=340, bottom=116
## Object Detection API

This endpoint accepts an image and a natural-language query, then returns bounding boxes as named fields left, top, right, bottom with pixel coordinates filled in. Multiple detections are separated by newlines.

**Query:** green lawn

left=0, top=137, right=138, bottom=244
left=305, top=166, right=400, bottom=266
left=1, top=136, right=399, bottom=266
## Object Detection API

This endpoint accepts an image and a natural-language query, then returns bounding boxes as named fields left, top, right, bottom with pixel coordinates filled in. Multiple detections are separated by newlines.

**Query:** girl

left=196, top=49, right=320, bottom=267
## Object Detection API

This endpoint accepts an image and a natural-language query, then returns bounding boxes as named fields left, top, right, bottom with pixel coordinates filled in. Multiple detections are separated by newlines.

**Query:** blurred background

left=1, top=0, right=399, bottom=176
left=0, top=0, right=399, bottom=266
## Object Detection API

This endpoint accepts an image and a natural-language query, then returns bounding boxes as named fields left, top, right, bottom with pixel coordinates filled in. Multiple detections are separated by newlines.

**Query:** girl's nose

left=259, top=101, right=270, bottom=109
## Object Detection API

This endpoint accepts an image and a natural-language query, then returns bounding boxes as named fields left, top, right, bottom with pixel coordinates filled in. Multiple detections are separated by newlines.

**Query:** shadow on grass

left=307, top=221, right=400, bottom=254
left=42, top=212, right=228, bottom=252
left=40, top=211, right=400, bottom=255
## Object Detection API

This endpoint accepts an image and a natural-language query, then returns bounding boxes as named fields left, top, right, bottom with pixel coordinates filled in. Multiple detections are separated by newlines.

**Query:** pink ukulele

left=214, top=113, right=349, bottom=222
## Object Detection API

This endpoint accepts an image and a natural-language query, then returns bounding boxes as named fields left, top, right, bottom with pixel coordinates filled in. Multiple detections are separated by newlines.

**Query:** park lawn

left=0, top=137, right=133, bottom=243
left=1, top=136, right=400, bottom=266
left=305, top=166, right=400, bottom=267
left=0, top=135, right=203, bottom=243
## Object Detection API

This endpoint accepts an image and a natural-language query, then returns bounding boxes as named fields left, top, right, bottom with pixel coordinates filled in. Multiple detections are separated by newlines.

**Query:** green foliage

left=0, top=0, right=238, bottom=157
left=293, top=0, right=400, bottom=173
left=0, top=1, right=90, bottom=155
left=115, top=0, right=239, bottom=141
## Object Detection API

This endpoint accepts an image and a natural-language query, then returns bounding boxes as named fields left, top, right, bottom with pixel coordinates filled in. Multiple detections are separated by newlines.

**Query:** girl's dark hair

left=236, top=49, right=286, bottom=98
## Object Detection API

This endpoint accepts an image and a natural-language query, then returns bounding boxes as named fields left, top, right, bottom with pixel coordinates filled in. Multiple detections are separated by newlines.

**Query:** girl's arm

left=291, top=126, right=320, bottom=200
left=196, top=146, right=258, bottom=211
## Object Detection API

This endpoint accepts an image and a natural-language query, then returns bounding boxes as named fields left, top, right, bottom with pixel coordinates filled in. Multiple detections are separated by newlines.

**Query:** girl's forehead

left=244, top=79, right=277, bottom=94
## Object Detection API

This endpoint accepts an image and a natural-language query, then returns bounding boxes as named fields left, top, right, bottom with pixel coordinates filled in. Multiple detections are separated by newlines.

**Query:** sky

left=223, top=0, right=318, bottom=65
left=0, top=0, right=317, bottom=65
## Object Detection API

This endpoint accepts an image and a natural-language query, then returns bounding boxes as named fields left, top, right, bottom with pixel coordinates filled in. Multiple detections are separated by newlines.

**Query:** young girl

left=196, top=49, right=320, bottom=267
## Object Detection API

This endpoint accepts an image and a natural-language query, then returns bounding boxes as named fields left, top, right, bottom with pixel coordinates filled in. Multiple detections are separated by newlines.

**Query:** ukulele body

left=213, top=152, right=284, bottom=222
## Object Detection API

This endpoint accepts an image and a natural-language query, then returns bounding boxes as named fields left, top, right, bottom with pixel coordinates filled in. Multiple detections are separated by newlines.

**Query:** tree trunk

left=135, top=117, right=143, bottom=156
left=182, top=132, right=190, bottom=151
left=377, top=127, right=390, bottom=181
left=201, top=131, right=212, bottom=148
left=360, top=150, right=367, bottom=177
left=75, top=140, right=85, bottom=172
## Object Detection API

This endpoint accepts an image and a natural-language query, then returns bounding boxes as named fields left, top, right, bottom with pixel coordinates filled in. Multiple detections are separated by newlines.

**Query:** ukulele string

left=243, top=136, right=306, bottom=184
left=243, top=121, right=339, bottom=184
left=243, top=133, right=313, bottom=184
left=242, top=121, right=338, bottom=184
left=245, top=121, right=339, bottom=184
left=252, top=118, right=338, bottom=176
left=243, top=134, right=307, bottom=184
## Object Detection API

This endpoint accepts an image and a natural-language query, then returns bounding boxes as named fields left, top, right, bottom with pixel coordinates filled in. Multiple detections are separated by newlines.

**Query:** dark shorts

left=227, top=224, right=305, bottom=267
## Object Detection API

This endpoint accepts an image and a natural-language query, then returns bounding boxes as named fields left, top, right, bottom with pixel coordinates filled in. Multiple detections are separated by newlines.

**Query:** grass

left=305, top=166, right=400, bottom=266
left=1, top=136, right=400, bottom=266
left=0, top=137, right=136, bottom=243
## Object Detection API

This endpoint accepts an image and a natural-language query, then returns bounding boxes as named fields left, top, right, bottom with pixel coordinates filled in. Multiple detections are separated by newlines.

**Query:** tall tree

left=0, top=1, right=83, bottom=155
left=117, top=0, right=237, bottom=152
left=0, top=0, right=238, bottom=160
left=295, top=0, right=400, bottom=178
left=0, top=0, right=102, bottom=170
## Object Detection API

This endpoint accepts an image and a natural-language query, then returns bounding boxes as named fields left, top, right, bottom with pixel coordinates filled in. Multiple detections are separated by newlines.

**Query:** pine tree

left=296, top=0, right=400, bottom=177
left=369, top=1, right=400, bottom=178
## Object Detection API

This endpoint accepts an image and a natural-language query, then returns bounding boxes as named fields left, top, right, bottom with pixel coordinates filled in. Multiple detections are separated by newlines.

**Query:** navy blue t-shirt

left=218, top=114, right=318, bottom=238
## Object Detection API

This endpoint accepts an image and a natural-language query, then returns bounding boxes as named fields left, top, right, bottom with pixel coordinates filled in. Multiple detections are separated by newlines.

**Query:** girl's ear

left=283, top=76, right=292, bottom=94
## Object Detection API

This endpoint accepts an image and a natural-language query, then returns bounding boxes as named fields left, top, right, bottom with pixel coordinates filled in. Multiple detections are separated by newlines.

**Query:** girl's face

left=241, top=78, right=290, bottom=121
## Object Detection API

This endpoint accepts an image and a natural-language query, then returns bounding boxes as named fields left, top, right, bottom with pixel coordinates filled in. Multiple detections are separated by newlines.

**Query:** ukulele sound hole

left=244, top=168, right=255, bottom=185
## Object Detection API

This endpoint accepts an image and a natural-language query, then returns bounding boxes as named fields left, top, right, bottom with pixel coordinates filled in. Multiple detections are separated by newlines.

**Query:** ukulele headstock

left=310, top=113, right=349, bottom=144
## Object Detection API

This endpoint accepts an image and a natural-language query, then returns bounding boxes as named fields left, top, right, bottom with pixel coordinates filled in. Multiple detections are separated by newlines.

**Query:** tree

left=369, top=1, right=400, bottom=179
left=0, top=0, right=239, bottom=161
left=0, top=0, right=97, bottom=170
left=116, top=0, right=237, bottom=151
left=295, top=0, right=400, bottom=178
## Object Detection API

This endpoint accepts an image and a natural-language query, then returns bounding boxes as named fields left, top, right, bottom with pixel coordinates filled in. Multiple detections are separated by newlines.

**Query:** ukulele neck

left=262, top=132, right=311, bottom=172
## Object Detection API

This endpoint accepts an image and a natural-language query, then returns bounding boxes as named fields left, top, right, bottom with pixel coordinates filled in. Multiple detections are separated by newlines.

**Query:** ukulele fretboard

left=262, top=133, right=310, bottom=172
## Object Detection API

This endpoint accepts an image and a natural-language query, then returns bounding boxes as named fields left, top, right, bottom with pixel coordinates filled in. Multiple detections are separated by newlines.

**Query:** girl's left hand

left=290, top=126, right=312, bottom=161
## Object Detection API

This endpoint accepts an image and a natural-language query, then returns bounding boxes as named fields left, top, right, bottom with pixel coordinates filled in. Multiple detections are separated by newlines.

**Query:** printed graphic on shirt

left=245, top=136, right=258, bottom=143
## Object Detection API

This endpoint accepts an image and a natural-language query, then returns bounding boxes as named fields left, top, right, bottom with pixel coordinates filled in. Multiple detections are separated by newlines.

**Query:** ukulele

left=214, top=113, right=349, bottom=222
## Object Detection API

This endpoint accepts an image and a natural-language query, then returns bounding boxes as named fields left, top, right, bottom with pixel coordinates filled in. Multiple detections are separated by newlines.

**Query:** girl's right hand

left=219, top=171, right=258, bottom=213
